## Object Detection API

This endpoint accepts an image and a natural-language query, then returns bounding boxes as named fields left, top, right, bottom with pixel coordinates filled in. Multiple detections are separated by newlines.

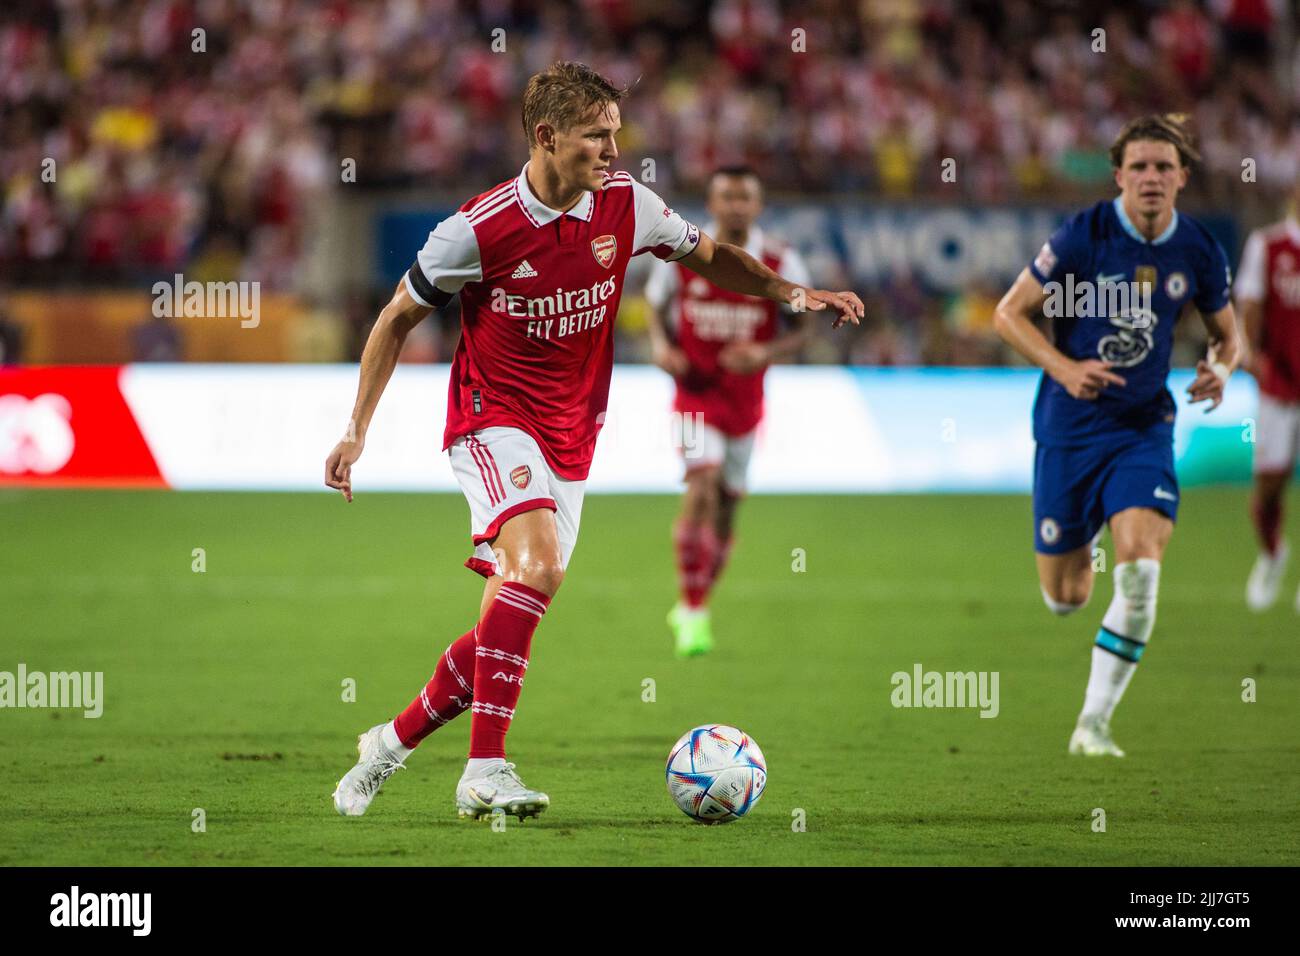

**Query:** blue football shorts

left=1032, top=432, right=1178, bottom=554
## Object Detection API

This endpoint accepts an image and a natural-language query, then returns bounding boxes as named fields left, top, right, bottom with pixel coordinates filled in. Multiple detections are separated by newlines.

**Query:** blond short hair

left=520, top=62, right=626, bottom=149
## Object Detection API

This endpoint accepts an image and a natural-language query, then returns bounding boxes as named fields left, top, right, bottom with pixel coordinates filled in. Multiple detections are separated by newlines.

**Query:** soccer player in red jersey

left=645, top=166, right=814, bottom=656
left=326, top=63, right=863, bottom=820
left=1236, top=179, right=1300, bottom=612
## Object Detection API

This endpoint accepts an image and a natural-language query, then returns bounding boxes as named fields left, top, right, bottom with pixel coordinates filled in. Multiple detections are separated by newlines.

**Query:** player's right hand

left=651, top=341, right=689, bottom=378
left=325, top=434, right=365, bottom=503
left=802, top=289, right=865, bottom=329
left=1058, top=359, right=1126, bottom=401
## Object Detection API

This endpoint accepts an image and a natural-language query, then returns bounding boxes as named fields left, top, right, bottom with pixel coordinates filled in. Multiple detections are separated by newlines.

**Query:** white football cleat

left=1068, top=716, right=1125, bottom=757
left=455, top=762, right=549, bottom=821
left=332, top=723, right=406, bottom=816
left=1246, top=541, right=1289, bottom=612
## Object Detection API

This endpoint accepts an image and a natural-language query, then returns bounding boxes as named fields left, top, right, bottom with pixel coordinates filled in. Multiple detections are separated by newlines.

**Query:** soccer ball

left=665, top=724, right=766, bottom=824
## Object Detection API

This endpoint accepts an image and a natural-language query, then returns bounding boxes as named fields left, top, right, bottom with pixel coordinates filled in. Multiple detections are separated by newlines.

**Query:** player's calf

left=681, top=464, right=722, bottom=525
left=391, top=629, right=477, bottom=748
left=459, top=579, right=552, bottom=816
left=1036, top=547, right=1094, bottom=615
left=1247, top=472, right=1290, bottom=611
left=712, top=485, right=739, bottom=582
left=671, top=472, right=724, bottom=657
left=451, top=508, right=563, bottom=815
left=674, top=466, right=723, bottom=615
left=1071, top=558, right=1161, bottom=756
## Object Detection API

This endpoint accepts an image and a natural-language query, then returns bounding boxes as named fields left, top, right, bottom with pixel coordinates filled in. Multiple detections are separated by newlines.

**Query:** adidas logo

left=511, top=260, right=538, bottom=279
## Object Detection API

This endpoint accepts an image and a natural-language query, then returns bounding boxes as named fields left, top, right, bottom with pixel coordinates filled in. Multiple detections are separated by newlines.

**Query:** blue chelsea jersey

left=1027, top=198, right=1232, bottom=446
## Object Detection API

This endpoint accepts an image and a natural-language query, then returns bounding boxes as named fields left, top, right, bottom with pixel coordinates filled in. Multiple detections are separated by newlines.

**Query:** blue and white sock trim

left=1094, top=626, right=1146, bottom=663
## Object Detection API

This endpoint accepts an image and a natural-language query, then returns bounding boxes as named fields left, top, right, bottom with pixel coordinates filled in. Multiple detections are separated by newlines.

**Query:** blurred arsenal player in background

left=1237, top=179, right=1300, bottom=613
left=645, top=167, right=814, bottom=657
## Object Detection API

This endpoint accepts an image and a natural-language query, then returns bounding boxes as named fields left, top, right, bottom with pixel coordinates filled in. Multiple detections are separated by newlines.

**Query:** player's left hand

left=325, top=433, right=365, bottom=502
left=718, top=342, right=772, bottom=374
left=1186, top=358, right=1227, bottom=412
left=801, top=289, right=864, bottom=329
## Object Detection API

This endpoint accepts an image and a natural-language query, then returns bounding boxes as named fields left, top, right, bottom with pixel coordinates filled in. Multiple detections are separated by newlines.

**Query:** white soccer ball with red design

left=665, top=724, right=766, bottom=824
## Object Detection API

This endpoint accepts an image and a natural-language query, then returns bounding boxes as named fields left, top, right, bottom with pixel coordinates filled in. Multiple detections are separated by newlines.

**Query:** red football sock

left=468, top=582, right=550, bottom=759
left=1252, top=492, right=1284, bottom=556
left=392, top=628, right=477, bottom=748
left=674, top=518, right=718, bottom=609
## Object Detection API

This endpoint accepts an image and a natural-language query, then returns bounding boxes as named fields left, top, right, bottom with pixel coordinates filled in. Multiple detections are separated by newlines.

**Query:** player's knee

left=1253, top=475, right=1287, bottom=505
left=1041, top=582, right=1091, bottom=615
left=683, top=467, right=721, bottom=518
left=686, top=465, right=721, bottom=490
left=508, top=553, right=565, bottom=597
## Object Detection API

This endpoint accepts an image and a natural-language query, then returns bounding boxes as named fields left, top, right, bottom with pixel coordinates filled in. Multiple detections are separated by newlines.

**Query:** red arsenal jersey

left=644, top=225, right=810, bottom=436
left=404, top=165, right=700, bottom=479
left=1236, top=217, right=1300, bottom=402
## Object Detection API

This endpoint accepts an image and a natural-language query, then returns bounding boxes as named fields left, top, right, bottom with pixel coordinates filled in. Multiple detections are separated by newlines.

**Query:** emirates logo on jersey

left=510, top=465, right=531, bottom=489
left=591, top=234, right=617, bottom=268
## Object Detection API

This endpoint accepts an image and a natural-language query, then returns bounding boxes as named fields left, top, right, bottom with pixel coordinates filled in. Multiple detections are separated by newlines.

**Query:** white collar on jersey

left=1287, top=216, right=1300, bottom=243
left=706, top=222, right=765, bottom=258
left=514, top=163, right=595, bottom=227
left=1112, top=196, right=1179, bottom=245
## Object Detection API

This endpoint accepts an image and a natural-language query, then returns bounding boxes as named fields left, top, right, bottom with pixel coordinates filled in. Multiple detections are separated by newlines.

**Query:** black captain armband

left=406, top=264, right=453, bottom=309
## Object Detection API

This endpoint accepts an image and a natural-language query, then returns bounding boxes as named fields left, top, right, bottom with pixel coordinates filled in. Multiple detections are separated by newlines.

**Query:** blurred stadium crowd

left=1, top=0, right=1297, bottom=366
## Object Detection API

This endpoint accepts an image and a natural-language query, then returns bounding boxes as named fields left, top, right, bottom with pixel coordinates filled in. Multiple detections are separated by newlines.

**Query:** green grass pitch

left=1, top=488, right=1296, bottom=866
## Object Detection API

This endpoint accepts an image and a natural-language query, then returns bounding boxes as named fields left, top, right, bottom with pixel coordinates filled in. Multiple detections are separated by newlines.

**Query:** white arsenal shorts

left=681, top=422, right=757, bottom=495
left=449, top=426, right=586, bottom=579
left=1253, top=393, right=1300, bottom=475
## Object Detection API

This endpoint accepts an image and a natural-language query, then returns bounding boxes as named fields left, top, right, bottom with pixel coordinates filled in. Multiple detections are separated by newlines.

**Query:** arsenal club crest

left=591, top=234, right=617, bottom=268
left=510, top=465, right=531, bottom=490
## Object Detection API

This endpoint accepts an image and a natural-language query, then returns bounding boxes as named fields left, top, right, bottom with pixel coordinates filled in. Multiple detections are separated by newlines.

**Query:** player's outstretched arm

left=1185, top=303, right=1241, bottom=412
left=993, top=268, right=1127, bottom=401
left=680, top=231, right=863, bottom=329
left=324, top=280, right=433, bottom=502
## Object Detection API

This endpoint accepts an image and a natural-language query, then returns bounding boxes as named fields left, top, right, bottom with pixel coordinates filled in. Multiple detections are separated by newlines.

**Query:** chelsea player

left=993, top=114, right=1242, bottom=756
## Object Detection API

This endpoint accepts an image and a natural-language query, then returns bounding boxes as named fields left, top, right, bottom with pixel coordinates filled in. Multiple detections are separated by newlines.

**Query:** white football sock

left=380, top=721, right=413, bottom=759
left=1080, top=558, right=1159, bottom=723
left=1081, top=646, right=1136, bottom=722
left=463, top=757, right=506, bottom=779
